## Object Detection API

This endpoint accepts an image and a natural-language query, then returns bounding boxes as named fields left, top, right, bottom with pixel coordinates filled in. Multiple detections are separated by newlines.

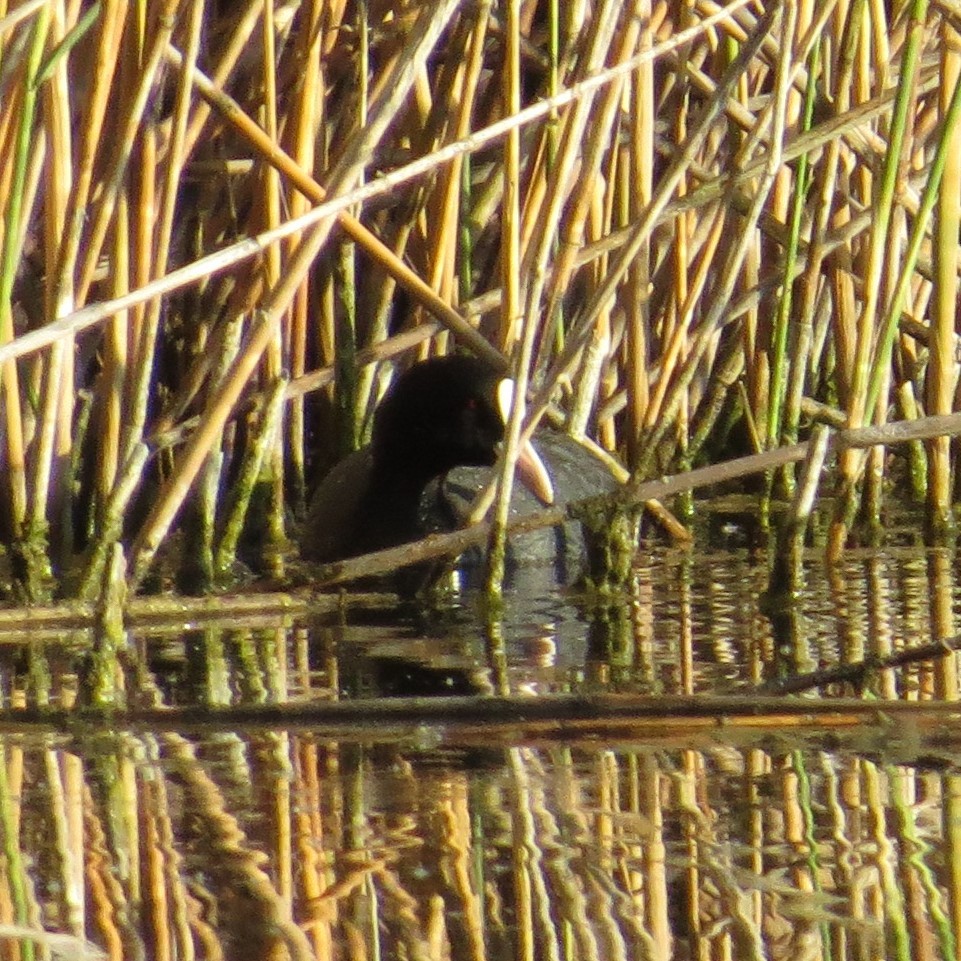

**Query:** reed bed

left=0, top=0, right=959, bottom=602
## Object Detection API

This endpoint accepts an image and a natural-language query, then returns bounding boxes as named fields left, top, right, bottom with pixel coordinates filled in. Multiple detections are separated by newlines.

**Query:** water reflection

left=0, top=542, right=959, bottom=958
left=4, top=730, right=959, bottom=960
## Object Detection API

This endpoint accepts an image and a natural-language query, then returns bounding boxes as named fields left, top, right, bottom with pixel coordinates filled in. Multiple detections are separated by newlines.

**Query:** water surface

left=0, top=540, right=958, bottom=960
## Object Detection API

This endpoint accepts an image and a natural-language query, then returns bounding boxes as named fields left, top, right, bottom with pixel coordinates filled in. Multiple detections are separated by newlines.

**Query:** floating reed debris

left=1, top=0, right=961, bottom=602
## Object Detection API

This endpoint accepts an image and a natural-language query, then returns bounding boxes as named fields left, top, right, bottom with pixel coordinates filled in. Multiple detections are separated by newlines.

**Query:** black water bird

left=300, top=353, right=626, bottom=595
left=300, top=354, right=555, bottom=567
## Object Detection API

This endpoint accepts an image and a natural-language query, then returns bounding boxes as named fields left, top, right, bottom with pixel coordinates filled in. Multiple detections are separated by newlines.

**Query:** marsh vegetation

left=2, top=0, right=960, bottom=604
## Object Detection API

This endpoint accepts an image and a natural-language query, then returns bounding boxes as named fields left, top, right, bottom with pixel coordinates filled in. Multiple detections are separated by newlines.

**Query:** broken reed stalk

left=759, top=630, right=961, bottom=695
left=0, top=587, right=393, bottom=636
left=1, top=0, right=959, bottom=602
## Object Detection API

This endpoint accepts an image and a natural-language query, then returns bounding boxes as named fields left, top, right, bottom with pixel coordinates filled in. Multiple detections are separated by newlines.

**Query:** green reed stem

left=865, top=68, right=961, bottom=416
left=793, top=751, right=833, bottom=959
left=0, top=8, right=48, bottom=314
left=335, top=241, right=360, bottom=459
left=0, top=6, right=50, bottom=598
left=846, top=0, right=928, bottom=425
left=893, top=766, right=958, bottom=961
left=767, top=41, right=819, bottom=451
left=215, top=378, right=286, bottom=577
left=35, top=1, right=100, bottom=85
left=459, top=152, right=475, bottom=299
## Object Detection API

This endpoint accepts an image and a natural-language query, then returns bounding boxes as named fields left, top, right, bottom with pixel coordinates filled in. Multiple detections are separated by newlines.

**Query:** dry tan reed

left=0, top=0, right=959, bottom=601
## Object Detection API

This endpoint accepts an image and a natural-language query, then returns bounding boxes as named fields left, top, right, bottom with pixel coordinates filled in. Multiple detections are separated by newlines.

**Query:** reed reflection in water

left=0, top=540, right=958, bottom=958
left=0, top=730, right=956, bottom=960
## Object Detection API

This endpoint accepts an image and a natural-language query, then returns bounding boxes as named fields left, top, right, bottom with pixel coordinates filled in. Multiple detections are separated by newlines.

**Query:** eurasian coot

left=300, top=354, right=554, bottom=565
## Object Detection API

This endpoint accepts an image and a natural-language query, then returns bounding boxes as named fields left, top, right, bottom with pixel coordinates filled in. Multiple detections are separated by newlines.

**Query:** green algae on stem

left=214, top=378, right=288, bottom=580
